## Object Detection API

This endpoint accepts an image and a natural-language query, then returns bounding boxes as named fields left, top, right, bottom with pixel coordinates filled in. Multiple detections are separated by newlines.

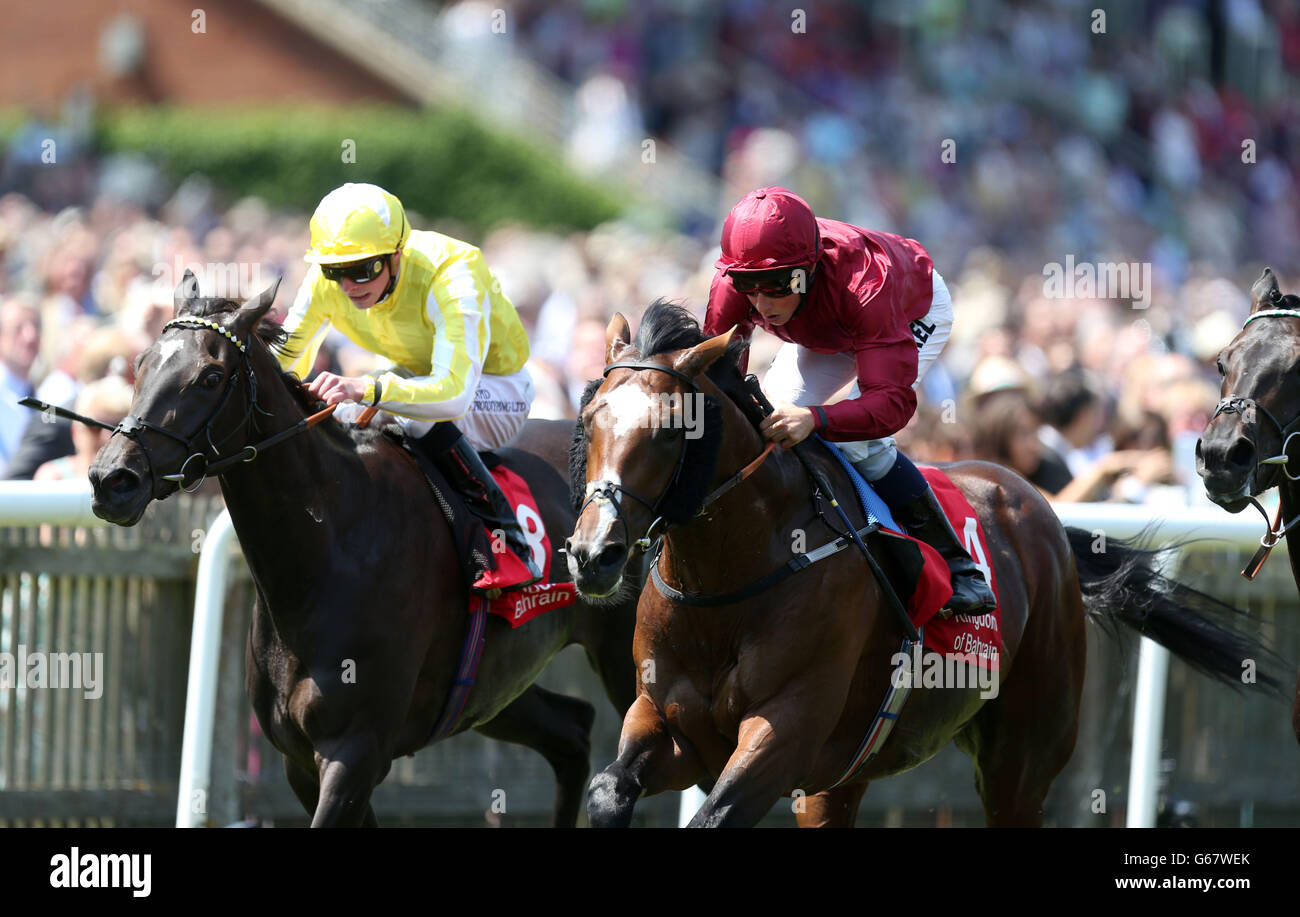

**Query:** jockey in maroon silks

left=704, top=187, right=996, bottom=615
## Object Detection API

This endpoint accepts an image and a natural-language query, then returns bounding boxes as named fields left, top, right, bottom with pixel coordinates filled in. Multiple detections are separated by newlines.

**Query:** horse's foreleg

left=578, top=600, right=639, bottom=716
left=797, top=782, right=869, bottom=828
left=312, top=735, right=387, bottom=828
left=284, top=756, right=320, bottom=820
left=689, top=705, right=828, bottom=828
left=474, top=684, right=596, bottom=827
left=588, top=694, right=706, bottom=828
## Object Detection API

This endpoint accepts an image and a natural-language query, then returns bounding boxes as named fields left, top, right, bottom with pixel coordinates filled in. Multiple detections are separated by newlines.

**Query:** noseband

left=1208, top=392, right=1300, bottom=483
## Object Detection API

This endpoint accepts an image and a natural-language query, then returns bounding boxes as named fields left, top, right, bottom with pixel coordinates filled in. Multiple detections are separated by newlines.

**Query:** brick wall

left=1, top=0, right=409, bottom=109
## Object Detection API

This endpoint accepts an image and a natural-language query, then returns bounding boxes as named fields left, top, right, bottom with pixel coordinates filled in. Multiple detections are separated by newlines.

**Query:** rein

left=22, top=317, right=340, bottom=492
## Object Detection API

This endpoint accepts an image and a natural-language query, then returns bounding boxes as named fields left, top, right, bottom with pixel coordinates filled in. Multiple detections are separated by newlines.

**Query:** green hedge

left=93, top=106, right=625, bottom=233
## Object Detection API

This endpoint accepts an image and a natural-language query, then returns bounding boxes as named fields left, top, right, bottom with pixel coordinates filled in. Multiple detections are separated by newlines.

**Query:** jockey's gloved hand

left=759, top=401, right=817, bottom=448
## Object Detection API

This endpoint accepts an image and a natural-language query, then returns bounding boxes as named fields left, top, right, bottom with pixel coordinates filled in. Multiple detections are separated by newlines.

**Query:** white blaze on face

left=584, top=472, right=622, bottom=545
left=157, top=337, right=186, bottom=368
left=603, top=384, right=654, bottom=438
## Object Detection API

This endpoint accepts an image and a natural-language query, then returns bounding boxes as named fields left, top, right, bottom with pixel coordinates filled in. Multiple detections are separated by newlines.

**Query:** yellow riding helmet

left=304, top=183, right=409, bottom=264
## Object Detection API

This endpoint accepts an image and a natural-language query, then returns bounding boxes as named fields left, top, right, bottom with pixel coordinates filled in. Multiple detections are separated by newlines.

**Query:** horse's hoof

left=587, top=770, right=637, bottom=828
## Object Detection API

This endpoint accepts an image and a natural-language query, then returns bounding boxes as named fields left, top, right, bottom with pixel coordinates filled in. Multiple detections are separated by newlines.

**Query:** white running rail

left=0, top=484, right=1280, bottom=827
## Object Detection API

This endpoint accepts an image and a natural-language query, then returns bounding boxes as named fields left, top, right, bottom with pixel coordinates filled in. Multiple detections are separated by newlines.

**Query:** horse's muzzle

left=1195, top=432, right=1257, bottom=511
left=89, top=443, right=153, bottom=526
left=565, top=536, right=629, bottom=599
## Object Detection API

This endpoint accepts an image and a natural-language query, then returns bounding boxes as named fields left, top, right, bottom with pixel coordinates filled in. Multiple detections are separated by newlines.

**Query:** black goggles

left=728, top=266, right=810, bottom=297
left=321, top=257, right=388, bottom=284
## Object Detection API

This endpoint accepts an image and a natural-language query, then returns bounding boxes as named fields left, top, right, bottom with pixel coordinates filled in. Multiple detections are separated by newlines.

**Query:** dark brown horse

left=1197, top=266, right=1300, bottom=748
left=568, top=300, right=1284, bottom=827
left=88, top=273, right=636, bottom=826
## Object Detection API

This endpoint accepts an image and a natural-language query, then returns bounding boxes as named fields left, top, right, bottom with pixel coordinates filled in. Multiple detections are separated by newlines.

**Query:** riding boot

left=888, top=485, right=997, bottom=615
left=855, top=452, right=997, bottom=616
left=414, top=424, right=543, bottom=594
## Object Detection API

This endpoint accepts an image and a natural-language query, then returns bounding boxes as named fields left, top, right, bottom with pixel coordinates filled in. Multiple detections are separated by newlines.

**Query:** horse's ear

left=606, top=312, right=632, bottom=364
left=173, top=270, right=200, bottom=317
left=233, top=275, right=282, bottom=336
left=674, top=327, right=734, bottom=379
left=1250, top=267, right=1283, bottom=313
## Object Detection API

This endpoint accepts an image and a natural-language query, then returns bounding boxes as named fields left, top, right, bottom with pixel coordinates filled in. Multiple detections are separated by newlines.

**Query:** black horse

left=89, top=273, right=636, bottom=826
left=1198, top=266, right=1300, bottom=747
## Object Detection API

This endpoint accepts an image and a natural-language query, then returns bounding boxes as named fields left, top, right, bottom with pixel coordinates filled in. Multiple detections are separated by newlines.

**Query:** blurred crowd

left=0, top=181, right=1236, bottom=508
left=510, top=0, right=1300, bottom=283
left=6, top=0, right=1300, bottom=507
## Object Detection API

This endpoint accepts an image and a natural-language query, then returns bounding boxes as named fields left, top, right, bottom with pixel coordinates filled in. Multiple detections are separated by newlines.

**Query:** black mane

left=181, top=297, right=292, bottom=352
left=632, top=298, right=713, bottom=358
left=260, top=319, right=389, bottom=448
left=631, top=299, right=763, bottom=426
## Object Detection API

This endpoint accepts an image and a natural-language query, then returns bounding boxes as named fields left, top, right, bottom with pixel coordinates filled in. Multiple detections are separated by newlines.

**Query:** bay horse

left=568, top=300, right=1285, bottom=827
left=1197, top=266, right=1300, bottom=747
left=88, top=273, right=637, bottom=827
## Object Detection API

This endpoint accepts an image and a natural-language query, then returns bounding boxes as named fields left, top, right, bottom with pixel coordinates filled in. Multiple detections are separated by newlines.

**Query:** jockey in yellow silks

left=277, top=182, right=541, bottom=592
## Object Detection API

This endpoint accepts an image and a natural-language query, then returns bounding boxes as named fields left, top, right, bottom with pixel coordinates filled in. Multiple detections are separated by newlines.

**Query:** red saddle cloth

left=479, top=465, right=577, bottom=627
left=889, top=467, right=1003, bottom=671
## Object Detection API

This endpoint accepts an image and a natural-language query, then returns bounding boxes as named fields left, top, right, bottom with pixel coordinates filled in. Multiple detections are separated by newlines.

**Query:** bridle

left=31, top=317, right=339, bottom=494
left=109, top=318, right=269, bottom=492
left=1211, top=306, right=1300, bottom=574
left=577, top=360, right=774, bottom=556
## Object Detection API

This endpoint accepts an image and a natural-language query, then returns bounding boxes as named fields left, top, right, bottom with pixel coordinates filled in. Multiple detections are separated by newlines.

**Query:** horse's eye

left=200, top=370, right=223, bottom=389
left=1216, top=360, right=1225, bottom=377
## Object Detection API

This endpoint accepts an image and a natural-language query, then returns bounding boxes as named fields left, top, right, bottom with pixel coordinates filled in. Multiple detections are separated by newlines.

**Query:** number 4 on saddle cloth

left=395, top=430, right=576, bottom=627
left=828, top=445, right=1004, bottom=673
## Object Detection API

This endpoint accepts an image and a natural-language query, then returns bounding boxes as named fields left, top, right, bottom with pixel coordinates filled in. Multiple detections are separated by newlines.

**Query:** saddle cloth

left=391, top=430, right=576, bottom=627
left=822, top=442, right=1003, bottom=671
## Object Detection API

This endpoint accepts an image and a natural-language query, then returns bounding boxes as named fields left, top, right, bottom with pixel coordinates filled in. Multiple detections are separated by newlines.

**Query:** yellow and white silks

left=277, top=229, right=534, bottom=450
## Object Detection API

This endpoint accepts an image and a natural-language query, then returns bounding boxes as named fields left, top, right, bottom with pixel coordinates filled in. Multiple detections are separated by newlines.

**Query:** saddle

left=385, top=427, right=501, bottom=597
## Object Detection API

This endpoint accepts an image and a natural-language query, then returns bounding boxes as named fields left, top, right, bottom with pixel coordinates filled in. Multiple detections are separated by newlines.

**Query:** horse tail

left=1064, top=526, right=1291, bottom=700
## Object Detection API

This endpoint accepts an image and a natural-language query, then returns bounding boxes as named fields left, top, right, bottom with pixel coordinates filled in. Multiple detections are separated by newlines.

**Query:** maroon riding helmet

left=716, top=186, right=821, bottom=275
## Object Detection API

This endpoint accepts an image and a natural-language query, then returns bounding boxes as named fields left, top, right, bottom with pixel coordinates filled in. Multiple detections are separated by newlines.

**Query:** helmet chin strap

left=374, top=209, right=408, bottom=305
left=374, top=253, right=399, bottom=304
left=791, top=263, right=817, bottom=320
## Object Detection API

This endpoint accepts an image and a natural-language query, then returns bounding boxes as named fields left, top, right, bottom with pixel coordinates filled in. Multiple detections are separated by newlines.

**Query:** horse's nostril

left=1227, top=439, right=1255, bottom=469
left=103, top=469, right=140, bottom=495
left=597, top=543, right=627, bottom=569
left=1194, top=438, right=1203, bottom=460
